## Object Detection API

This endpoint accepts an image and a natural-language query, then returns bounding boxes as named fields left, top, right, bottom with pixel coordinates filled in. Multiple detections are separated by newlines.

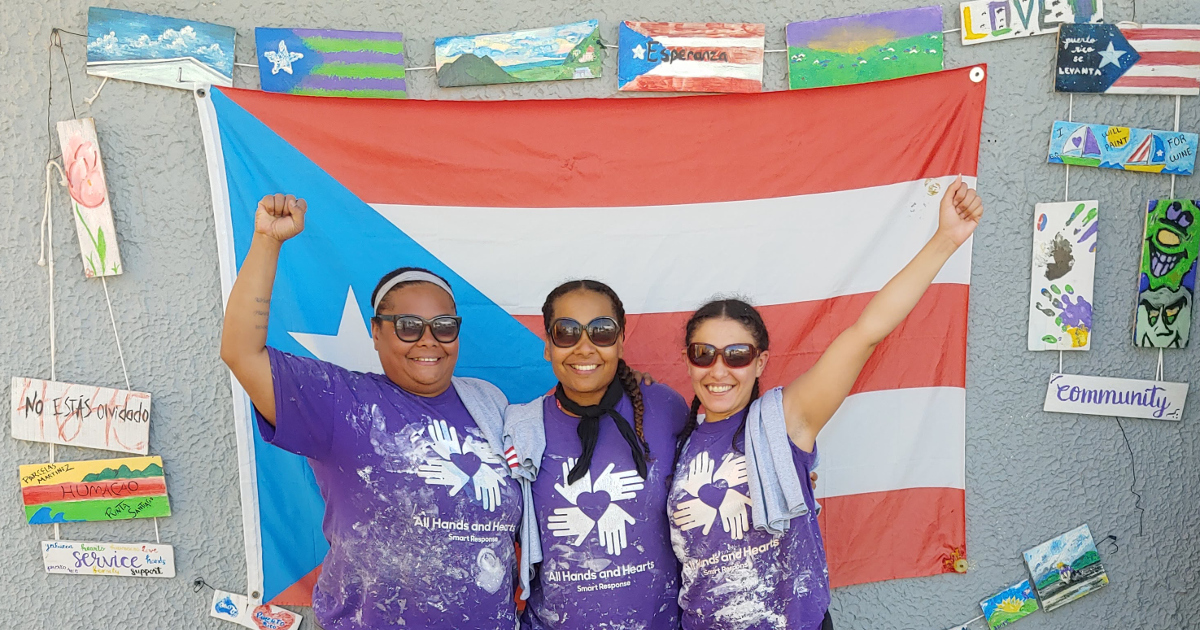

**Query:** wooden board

left=56, top=118, right=122, bottom=277
left=42, top=540, right=174, bottom=577
left=11, top=377, right=151, bottom=454
left=1027, top=201, right=1097, bottom=351
left=19, top=456, right=170, bottom=524
left=210, top=590, right=303, bottom=629
left=1044, top=373, right=1188, bottom=420
left=617, top=22, right=765, bottom=93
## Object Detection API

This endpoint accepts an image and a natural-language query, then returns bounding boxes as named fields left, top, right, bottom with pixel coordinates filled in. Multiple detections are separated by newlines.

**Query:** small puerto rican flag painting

left=618, top=21, right=765, bottom=93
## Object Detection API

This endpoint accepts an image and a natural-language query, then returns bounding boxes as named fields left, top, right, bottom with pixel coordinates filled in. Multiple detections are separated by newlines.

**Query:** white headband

left=372, top=271, right=455, bottom=312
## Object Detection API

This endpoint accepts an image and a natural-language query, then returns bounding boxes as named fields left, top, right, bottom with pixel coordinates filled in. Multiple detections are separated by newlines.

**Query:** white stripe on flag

left=1128, top=40, right=1200, bottom=52
left=372, top=176, right=974, bottom=315
left=814, top=386, right=965, bottom=499
left=646, top=36, right=765, bottom=48
left=1120, top=65, right=1200, bottom=79
left=1105, top=86, right=1198, bottom=95
left=642, top=60, right=764, bottom=80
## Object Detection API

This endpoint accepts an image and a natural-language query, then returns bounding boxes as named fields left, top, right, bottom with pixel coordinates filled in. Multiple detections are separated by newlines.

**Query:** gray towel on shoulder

left=743, top=386, right=810, bottom=536
left=451, top=376, right=510, bottom=456
left=501, top=397, right=548, bottom=600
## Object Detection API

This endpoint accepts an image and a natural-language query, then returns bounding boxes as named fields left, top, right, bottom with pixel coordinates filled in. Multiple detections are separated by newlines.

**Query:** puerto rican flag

left=1111, top=24, right=1200, bottom=95
left=617, top=21, right=765, bottom=93
left=196, top=65, right=985, bottom=606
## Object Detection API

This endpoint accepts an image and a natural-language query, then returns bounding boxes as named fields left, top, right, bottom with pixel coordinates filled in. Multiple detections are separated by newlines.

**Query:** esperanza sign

left=1043, top=373, right=1188, bottom=420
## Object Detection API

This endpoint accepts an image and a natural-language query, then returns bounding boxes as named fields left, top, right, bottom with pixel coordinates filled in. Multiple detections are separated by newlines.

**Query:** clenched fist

left=255, top=193, right=307, bottom=243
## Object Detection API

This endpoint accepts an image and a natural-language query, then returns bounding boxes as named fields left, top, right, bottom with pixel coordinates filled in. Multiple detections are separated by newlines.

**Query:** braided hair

left=674, top=299, right=770, bottom=463
left=542, top=280, right=648, bottom=453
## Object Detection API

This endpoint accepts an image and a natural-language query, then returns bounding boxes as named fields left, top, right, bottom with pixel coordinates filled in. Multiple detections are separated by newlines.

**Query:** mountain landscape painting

left=87, top=7, right=235, bottom=89
left=435, top=20, right=603, bottom=87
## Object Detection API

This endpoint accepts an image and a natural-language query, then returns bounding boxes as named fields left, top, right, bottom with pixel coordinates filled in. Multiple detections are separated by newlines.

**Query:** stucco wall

left=2, top=1, right=1198, bottom=628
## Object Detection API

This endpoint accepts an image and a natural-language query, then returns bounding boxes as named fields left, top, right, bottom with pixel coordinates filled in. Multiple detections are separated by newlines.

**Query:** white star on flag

left=264, top=41, right=304, bottom=75
left=1097, top=41, right=1126, bottom=69
left=289, top=287, right=383, bottom=373
left=632, top=44, right=646, bottom=60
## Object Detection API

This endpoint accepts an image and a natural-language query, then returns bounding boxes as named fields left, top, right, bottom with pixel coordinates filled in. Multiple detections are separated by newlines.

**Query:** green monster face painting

left=1135, top=286, right=1191, bottom=348
left=1141, top=200, right=1198, bottom=292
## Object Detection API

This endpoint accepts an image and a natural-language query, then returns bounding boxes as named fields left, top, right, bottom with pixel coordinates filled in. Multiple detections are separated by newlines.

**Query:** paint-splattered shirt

left=669, top=413, right=829, bottom=630
left=257, top=348, right=521, bottom=630
left=524, top=382, right=688, bottom=630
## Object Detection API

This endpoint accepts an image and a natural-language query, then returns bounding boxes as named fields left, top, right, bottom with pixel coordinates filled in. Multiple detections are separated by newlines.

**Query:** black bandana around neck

left=555, top=379, right=648, bottom=485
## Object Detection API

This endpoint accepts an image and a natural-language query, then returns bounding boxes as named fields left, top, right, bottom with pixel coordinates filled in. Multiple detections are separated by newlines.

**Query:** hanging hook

left=193, top=577, right=215, bottom=593
left=1100, top=534, right=1118, bottom=555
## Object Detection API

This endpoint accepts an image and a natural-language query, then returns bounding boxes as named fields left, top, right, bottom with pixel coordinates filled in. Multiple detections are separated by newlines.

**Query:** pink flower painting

left=64, top=136, right=108, bottom=208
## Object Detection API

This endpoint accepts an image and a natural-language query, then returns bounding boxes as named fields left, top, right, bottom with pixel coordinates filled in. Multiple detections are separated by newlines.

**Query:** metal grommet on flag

left=969, top=66, right=985, bottom=83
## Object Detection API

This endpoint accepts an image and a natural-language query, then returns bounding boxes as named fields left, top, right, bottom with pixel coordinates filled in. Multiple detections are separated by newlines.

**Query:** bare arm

left=782, top=178, right=983, bottom=450
left=219, top=194, right=307, bottom=425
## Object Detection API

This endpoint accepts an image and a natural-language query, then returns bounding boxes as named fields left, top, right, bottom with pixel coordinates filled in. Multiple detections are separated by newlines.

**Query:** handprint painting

left=1135, top=199, right=1198, bottom=348
left=673, top=450, right=752, bottom=540
left=1027, top=201, right=1097, bottom=351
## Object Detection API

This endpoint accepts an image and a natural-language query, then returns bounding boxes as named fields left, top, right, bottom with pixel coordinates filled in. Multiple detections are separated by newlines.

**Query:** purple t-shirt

left=524, top=382, right=689, bottom=630
left=668, top=413, right=830, bottom=630
left=256, top=348, right=521, bottom=630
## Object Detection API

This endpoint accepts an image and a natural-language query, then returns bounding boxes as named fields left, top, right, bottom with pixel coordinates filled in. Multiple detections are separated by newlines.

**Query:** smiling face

left=371, top=282, right=459, bottom=396
left=544, top=289, right=624, bottom=406
left=687, top=317, right=768, bottom=422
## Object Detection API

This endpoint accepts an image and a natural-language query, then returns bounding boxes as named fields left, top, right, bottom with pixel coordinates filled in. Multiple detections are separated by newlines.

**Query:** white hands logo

left=547, top=458, right=643, bottom=555
left=416, top=419, right=508, bottom=511
left=673, top=451, right=752, bottom=540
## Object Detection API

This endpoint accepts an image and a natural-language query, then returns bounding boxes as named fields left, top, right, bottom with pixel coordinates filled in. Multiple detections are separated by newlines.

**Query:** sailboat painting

left=1048, top=121, right=1197, bottom=176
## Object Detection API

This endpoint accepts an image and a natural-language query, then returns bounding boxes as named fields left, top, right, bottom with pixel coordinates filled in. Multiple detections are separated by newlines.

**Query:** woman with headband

left=504, top=280, right=690, bottom=630
left=668, top=178, right=984, bottom=630
left=221, top=194, right=521, bottom=630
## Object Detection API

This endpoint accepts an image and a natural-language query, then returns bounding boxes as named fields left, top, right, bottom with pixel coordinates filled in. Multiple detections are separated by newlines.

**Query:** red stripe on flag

left=514, top=283, right=968, bottom=398
left=820, top=487, right=966, bottom=586
left=220, top=66, right=985, bottom=207
left=1122, top=28, right=1200, bottom=41
left=1111, top=75, right=1200, bottom=88
left=629, top=22, right=766, bottom=37
left=269, top=564, right=321, bottom=606
left=1134, top=51, right=1200, bottom=65
left=624, top=75, right=763, bottom=93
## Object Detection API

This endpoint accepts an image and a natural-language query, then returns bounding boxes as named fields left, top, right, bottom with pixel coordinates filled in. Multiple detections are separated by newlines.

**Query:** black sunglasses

left=547, top=316, right=622, bottom=348
left=686, top=343, right=760, bottom=368
left=374, top=314, right=462, bottom=343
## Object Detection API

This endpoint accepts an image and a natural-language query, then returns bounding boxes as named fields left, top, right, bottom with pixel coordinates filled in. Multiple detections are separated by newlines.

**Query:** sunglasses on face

left=686, top=343, right=760, bottom=369
left=374, top=314, right=462, bottom=343
left=547, top=316, right=622, bottom=349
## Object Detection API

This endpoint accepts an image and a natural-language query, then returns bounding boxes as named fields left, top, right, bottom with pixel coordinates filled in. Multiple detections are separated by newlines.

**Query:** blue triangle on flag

left=209, top=87, right=555, bottom=600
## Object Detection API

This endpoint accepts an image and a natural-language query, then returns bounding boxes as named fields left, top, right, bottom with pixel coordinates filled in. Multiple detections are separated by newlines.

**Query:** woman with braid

left=504, top=280, right=689, bottom=630
left=669, top=178, right=984, bottom=630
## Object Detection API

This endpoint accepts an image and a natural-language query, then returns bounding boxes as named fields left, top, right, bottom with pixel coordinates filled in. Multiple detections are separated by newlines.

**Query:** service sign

left=42, top=540, right=174, bottom=578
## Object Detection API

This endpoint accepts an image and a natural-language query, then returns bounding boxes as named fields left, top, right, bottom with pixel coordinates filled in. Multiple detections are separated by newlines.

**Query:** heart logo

left=252, top=606, right=297, bottom=630
left=450, top=452, right=483, bottom=477
left=1070, top=136, right=1082, bottom=148
left=575, top=490, right=611, bottom=521
left=698, top=481, right=729, bottom=509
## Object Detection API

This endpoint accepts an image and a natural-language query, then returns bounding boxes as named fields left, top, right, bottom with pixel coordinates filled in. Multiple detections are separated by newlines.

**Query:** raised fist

left=255, top=193, right=307, bottom=243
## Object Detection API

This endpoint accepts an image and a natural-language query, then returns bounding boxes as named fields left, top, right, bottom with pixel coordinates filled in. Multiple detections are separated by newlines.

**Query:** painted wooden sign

left=1048, top=121, right=1197, bottom=176
left=42, top=540, right=174, bottom=577
left=435, top=21, right=602, bottom=87
left=11, top=377, right=151, bottom=454
left=256, top=28, right=407, bottom=99
left=786, top=7, right=943, bottom=90
left=87, top=7, right=235, bottom=89
left=1054, top=24, right=1141, bottom=92
left=618, top=22, right=765, bottom=93
left=1028, top=201, right=1097, bottom=351
left=19, top=456, right=170, bottom=524
left=211, top=590, right=303, bottom=630
left=980, top=579, right=1037, bottom=628
left=960, top=0, right=1103, bottom=46
left=1136, top=200, right=1198, bottom=348
left=56, top=118, right=122, bottom=278
left=1023, top=524, right=1108, bottom=612
left=1044, top=373, right=1188, bottom=420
